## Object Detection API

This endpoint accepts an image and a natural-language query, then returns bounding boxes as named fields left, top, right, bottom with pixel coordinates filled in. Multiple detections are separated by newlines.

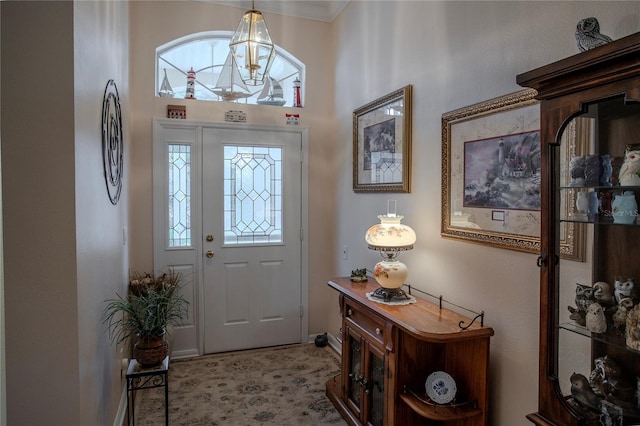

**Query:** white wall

left=1, top=1, right=129, bottom=424
left=73, top=1, right=130, bottom=423
left=331, top=2, right=639, bottom=425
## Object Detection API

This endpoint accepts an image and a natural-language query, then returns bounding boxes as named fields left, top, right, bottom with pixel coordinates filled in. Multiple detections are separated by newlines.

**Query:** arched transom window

left=156, top=31, right=305, bottom=107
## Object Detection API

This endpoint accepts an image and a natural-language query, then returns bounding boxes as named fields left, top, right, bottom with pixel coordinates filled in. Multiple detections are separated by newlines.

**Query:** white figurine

left=585, top=302, right=607, bottom=334
left=618, top=145, right=640, bottom=186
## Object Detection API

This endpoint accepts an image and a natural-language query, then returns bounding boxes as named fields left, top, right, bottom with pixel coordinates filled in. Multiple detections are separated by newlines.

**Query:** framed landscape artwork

left=442, top=89, right=541, bottom=253
left=441, top=89, right=585, bottom=260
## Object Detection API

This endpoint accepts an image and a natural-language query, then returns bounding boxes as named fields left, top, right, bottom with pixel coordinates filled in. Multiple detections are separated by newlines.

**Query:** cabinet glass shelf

left=558, top=322, right=640, bottom=355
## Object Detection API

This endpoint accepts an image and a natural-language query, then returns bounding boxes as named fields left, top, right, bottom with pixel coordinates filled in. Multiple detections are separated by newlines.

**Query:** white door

left=153, top=120, right=308, bottom=357
left=202, top=127, right=304, bottom=353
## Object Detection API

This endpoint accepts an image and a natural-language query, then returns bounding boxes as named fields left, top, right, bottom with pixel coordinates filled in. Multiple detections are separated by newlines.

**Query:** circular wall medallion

left=101, top=79, right=124, bottom=205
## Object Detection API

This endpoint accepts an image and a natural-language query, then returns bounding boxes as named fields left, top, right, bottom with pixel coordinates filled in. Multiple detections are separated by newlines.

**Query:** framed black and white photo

left=353, top=85, right=412, bottom=192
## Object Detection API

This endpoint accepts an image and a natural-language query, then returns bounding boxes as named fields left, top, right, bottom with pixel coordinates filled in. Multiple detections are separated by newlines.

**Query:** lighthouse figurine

left=293, top=77, right=302, bottom=107
left=185, top=67, right=196, bottom=100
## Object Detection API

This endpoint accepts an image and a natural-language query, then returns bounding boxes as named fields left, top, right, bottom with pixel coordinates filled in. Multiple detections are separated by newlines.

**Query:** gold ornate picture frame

left=353, top=85, right=412, bottom=193
left=441, top=89, right=584, bottom=260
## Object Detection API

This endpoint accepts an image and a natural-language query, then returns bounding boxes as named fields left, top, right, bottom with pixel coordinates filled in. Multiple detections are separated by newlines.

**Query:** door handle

left=206, top=250, right=214, bottom=258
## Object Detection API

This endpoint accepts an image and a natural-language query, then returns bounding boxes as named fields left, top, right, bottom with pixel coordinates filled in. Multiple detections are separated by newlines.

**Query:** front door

left=201, top=127, right=303, bottom=353
left=153, top=120, right=308, bottom=357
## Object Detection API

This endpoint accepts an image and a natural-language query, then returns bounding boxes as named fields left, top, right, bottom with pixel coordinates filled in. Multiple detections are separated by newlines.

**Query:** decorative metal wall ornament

left=101, top=79, right=124, bottom=205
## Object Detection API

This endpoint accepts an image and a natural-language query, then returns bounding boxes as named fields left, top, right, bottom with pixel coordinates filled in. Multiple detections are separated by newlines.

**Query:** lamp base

left=370, top=286, right=409, bottom=302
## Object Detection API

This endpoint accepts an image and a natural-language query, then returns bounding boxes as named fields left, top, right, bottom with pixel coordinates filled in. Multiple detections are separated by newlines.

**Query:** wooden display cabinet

left=517, top=33, right=640, bottom=425
left=325, top=277, right=494, bottom=425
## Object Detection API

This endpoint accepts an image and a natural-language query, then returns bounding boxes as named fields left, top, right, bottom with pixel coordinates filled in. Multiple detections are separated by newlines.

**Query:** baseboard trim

left=113, top=383, right=127, bottom=426
left=170, top=348, right=200, bottom=360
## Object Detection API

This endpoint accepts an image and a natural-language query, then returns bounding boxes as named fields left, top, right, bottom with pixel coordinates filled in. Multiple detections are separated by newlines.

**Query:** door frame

left=152, top=118, right=309, bottom=357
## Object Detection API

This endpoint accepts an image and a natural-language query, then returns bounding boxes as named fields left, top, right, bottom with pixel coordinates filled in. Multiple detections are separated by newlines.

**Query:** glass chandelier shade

left=365, top=214, right=416, bottom=290
left=229, top=4, right=276, bottom=86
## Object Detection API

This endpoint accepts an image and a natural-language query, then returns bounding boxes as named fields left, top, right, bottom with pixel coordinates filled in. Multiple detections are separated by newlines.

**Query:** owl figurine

left=626, top=304, right=640, bottom=350
left=575, top=17, right=613, bottom=52
left=593, top=281, right=615, bottom=306
left=614, top=277, right=635, bottom=304
left=612, top=297, right=634, bottom=331
left=577, top=283, right=596, bottom=308
left=618, top=145, right=640, bottom=186
left=570, top=372, right=601, bottom=410
left=586, top=302, right=607, bottom=334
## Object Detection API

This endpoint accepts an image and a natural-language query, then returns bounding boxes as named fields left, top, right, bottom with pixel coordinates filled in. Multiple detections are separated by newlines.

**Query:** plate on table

left=425, top=371, right=457, bottom=404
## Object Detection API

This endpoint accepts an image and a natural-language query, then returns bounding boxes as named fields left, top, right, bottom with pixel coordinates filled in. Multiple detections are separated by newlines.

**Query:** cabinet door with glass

left=344, top=325, right=386, bottom=426
left=518, top=32, right=640, bottom=426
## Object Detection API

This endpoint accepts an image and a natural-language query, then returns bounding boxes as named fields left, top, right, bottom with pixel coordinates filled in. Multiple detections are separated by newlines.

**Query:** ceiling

left=206, top=0, right=350, bottom=22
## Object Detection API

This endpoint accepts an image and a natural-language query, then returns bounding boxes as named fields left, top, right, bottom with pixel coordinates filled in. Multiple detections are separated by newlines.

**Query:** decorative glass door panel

left=366, top=346, right=385, bottom=426
left=346, top=327, right=363, bottom=413
left=223, top=145, right=283, bottom=245
left=556, top=97, right=640, bottom=424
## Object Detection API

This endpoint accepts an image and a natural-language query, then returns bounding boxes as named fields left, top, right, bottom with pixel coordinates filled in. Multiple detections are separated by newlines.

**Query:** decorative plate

left=425, top=371, right=457, bottom=404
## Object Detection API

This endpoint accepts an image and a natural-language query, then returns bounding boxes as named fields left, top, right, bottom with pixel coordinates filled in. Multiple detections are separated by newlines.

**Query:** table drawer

left=344, top=301, right=388, bottom=347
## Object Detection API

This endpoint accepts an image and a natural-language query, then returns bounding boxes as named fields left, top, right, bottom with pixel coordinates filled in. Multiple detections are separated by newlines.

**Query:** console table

left=126, top=356, right=169, bottom=426
left=325, top=277, right=494, bottom=426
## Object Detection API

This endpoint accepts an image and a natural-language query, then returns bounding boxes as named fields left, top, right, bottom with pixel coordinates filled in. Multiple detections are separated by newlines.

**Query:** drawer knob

left=347, top=309, right=353, bottom=316
left=375, top=327, right=381, bottom=335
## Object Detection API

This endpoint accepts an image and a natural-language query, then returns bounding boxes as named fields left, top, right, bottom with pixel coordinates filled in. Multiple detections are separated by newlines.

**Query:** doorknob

left=206, top=250, right=214, bottom=258
left=206, top=234, right=214, bottom=242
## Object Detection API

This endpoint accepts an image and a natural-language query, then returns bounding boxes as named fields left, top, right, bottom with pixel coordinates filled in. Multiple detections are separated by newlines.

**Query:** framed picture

left=441, top=89, right=585, bottom=260
left=353, top=85, right=412, bottom=192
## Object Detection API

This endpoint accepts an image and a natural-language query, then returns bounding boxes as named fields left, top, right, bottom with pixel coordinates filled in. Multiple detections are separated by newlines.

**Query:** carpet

left=133, top=343, right=347, bottom=425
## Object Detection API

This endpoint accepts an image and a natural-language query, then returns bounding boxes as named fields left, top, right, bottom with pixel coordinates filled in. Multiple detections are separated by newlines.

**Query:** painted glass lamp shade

left=229, top=5, right=275, bottom=86
left=365, top=215, right=416, bottom=290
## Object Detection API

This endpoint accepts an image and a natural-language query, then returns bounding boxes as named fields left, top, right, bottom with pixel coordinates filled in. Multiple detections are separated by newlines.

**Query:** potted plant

left=103, top=270, right=189, bottom=367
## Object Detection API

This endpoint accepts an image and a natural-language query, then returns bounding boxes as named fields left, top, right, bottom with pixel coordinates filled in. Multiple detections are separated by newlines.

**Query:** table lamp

left=364, top=201, right=416, bottom=301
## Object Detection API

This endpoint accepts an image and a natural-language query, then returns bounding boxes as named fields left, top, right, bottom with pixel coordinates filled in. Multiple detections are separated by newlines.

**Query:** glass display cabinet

left=517, top=33, right=640, bottom=425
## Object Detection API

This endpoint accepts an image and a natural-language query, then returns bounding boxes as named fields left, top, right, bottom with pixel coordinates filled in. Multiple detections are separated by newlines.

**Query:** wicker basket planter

left=133, top=334, right=168, bottom=367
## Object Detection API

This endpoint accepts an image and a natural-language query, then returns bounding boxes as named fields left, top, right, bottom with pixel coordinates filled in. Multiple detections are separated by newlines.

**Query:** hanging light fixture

left=229, top=0, right=276, bottom=86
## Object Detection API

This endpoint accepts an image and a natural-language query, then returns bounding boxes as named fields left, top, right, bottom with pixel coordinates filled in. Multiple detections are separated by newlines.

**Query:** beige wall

left=1, top=1, right=129, bottom=424
left=331, top=2, right=639, bottom=425
left=129, top=1, right=338, bottom=337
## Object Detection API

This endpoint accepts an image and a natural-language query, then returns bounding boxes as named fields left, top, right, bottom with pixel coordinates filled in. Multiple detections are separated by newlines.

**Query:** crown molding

left=205, top=0, right=349, bottom=23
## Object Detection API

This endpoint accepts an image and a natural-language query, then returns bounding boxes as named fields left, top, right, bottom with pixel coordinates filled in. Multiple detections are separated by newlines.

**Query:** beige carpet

left=133, top=343, right=347, bottom=425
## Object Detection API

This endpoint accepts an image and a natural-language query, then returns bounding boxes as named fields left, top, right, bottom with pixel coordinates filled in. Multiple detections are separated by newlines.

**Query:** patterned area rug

left=133, top=343, right=347, bottom=425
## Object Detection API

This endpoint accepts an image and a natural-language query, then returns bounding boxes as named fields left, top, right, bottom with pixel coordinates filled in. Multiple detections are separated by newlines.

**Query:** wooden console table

left=325, top=277, right=494, bottom=426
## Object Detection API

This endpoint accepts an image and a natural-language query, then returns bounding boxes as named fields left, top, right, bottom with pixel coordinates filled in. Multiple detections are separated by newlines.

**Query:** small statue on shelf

left=594, top=281, right=615, bottom=306
left=350, top=268, right=368, bottom=282
left=600, top=154, right=613, bottom=186
left=570, top=372, right=601, bottom=411
left=618, top=144, right=640, bottom=186
left=612, top=297, right=634, bottom=333
left=626, top=303, right=640, bottom=350
left=568, top=283, right=596, bottom=326
left=614, top=277, right=636, bottom=304
left=588, top=356, right=636, bottom=405
left=569, top=156, right=586, bottom=187
left=575, top=17, right=613, bottom=52
left=585, top=302, right=607, bottom=334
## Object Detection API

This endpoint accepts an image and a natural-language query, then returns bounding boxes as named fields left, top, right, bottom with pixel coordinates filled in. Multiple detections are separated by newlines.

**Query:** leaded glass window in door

left=168, top=144, right=191, bottom=247
left=223, top=145, right=283, bottom=245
